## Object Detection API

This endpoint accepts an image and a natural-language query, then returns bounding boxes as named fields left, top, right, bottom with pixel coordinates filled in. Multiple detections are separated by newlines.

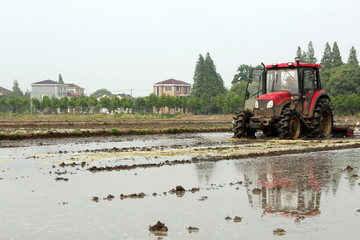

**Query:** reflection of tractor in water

left=244, top=157, right=324, bottom=218
left=233, top=57, right=334, bottom=139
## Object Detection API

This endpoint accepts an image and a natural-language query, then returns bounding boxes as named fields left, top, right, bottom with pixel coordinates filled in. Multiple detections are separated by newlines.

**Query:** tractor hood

left=257, top=91, right=290, bottom=105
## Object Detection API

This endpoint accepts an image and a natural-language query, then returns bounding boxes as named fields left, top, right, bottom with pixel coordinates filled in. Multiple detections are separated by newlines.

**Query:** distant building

left=65, top=83, right=85, bottom=97
left=0, top=86, right=12, bottom=95
left=31, top=80, right=67, bottom=101
left=153, top=79, right=191, bottom=97
left=153, top=78, right=191, bottom=114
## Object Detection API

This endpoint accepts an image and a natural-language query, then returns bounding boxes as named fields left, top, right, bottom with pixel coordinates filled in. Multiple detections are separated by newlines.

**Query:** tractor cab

left=233, top=58, right=333, bottom=139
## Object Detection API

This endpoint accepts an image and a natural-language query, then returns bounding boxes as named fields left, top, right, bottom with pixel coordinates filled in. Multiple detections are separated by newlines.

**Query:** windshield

left=245, top=69, right=263, bottom=111
left=266, top=68, right=299, bottom=94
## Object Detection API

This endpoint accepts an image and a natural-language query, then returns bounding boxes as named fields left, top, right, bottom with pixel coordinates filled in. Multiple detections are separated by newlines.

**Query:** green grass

left=167, top=128, right=179, bottom=134
left=109, top=128, right=121, bottom=135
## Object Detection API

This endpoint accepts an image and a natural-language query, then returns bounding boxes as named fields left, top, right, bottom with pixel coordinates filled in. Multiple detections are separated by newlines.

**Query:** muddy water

left=1, top=133, right=360, bottom=239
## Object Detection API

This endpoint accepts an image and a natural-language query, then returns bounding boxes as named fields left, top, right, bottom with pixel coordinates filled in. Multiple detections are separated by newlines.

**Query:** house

left=0, top=86, right=12, bottom=95
left=31, top=80, right=67, bottom=101
left=65, top=83, right=85, bottom=97
left=153, top=79, right=191, bottom=97
left=153, top=78, right=191, bottom=114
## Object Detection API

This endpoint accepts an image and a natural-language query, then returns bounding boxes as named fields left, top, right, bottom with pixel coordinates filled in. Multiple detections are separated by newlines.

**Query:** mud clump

left=169, top=185, right=186, bottom=197
left=346, top=165, right=354, bottom=172
left=92, top=196, right=99, bottom=202
left=198, top=196, right=208, bottom=201
left=149, top=221, right=168, bottom=232
left=234, top=216, right=243, bottom=222
left=55, top=177, right=68, bottom=181
left=120, top=192, right=146, bottom=199
left=273, top=228, right=286, bottom=235
left=190, top=187, right=200, bottom=193
left=252, top=188, right=262, bottom=195
left=187, top=226, right=199, bottom=233
left=225, top=215, right=232, bottom=221
left=103, top=194, right=115, bottom=200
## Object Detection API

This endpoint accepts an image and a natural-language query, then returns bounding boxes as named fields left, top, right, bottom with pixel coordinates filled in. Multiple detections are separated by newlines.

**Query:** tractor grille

left=255, top=100, right=274, bottom=117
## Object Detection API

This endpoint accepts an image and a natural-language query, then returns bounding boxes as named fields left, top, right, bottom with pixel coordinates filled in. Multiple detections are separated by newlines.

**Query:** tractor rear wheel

left=279, top=107, right=301, bottom=140
left=232, top=109, right=255, bottom=138
left=309, top=98, right=333, bottom=138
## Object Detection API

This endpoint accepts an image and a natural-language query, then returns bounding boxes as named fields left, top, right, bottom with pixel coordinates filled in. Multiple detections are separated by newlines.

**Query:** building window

left=165, top=86, right=172, bottom=92
left=175, top=86, right=180, bottom=92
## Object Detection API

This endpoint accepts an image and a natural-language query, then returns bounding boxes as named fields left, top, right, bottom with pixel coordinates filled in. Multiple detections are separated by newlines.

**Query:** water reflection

left=241, top=155, right=336, bottom=218
left=195, top=162, right=216, bottom=184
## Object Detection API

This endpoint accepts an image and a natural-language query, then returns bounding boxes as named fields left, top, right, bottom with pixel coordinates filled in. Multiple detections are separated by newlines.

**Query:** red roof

left=155, top=78, right=191, bottom=85
left=0, top=87, right=12, bottom=93
left=266, top=62, right=321, bottom=69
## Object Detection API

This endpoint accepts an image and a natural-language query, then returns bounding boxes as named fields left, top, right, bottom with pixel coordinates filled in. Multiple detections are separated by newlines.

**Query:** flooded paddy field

left=1, top=132, right=360, bottom=239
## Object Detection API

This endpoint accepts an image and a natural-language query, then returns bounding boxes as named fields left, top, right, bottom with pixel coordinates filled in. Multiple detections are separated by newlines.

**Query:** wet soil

left=1, top=132, right=360, bottom=239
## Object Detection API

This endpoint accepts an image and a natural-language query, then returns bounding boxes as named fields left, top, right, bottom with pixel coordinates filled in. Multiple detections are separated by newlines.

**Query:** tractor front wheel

left=232, top=109, right=255, bottom=138
left=279, top=108, right=301, bottom=140
left=309, top=98, right=333, bottom=138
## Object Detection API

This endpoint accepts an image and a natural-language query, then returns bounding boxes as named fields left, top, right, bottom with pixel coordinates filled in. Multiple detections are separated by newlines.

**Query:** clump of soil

left=198, top=196, right=208, bottom=201
left=187, top=226, right=199, bottom=233
left=120, top=192, right=146, bottom=199
left=55, top=177, right=68, bottom=181
left=234, top=216, right=243, bottom=222
left=225, top=215, right=232, bottom=221
left=149, top=221, right=168, bottom=232
left=92, top=196, right=99, bottom=202
left=252, top=188, right=262, bottom=195
left=169, top=185, right=186, bottom=197
left=273, top=228, right=286, bottom=235
left=103, top=194, right=115, bottom=200
left=190, top=187, right=200, bottom=193
left=346, top=165, right=354, bottom=172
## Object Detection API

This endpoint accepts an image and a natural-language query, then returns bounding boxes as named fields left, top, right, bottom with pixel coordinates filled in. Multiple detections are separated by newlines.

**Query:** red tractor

left=232, top=57, right=334, bottom=139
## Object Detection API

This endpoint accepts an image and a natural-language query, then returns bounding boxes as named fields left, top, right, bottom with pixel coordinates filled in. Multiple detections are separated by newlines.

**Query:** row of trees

left=1, top=43, right=359, bottom=116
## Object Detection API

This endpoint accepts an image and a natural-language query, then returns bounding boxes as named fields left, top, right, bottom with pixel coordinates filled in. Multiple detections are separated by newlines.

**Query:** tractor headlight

left=266, top=100, right=274, bottom=108
left=255, top=100, right=259, bottom=108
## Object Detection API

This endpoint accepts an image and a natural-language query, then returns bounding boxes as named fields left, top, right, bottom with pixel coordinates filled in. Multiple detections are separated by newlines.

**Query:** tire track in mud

left=84, top=141, right=360, bottom=173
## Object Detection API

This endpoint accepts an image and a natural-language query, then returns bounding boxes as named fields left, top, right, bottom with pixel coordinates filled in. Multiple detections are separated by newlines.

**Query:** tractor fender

left=274, top=99, right=291, bottom=116
left=308, top=91, right=330, bottom=118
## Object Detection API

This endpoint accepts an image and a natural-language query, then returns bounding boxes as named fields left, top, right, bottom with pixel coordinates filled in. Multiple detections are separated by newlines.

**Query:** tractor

left=232, top=57, right=334, bottom=139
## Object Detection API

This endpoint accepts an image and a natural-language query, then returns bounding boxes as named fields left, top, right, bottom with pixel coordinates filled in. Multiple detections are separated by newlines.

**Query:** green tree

left=347, top=46, right=359, bottom=65
left=31, top=98, right=41, bottom=113
left=58, top=74, right=64, bottom=84
left=99, top=96, right=112, bottom=113
left=306, top=41, right=317, bottom=63
left=59, top=97, right=69, bottom=114
left=135, top=97, right=146, bottom=113
left=320, top=42, right=332, bottom=70
left=90, top=89, right=112, bottom=99
left=332, top=42, right=343, bottom=67
left=12, top=80, right=24, bottom=97
left=145, top=93, right=158, bottom=113
left=188, top=95, right=202, bottom=115
left=192, top=53, right=226, bottom=99
left=232, top=64, right=253, bottom=84
left=326, top=64, right=360, bottom=96
left=51, top=96, right=60, bottom=114
left=40, top=96, right=52, bottom=113
left=296, top=46, right=303, bottom=59
left=214, top=93, right=225, bottom=114
left=88, top=96, right=98, bottom=113
left=68, top=96, right=78, bottom=113
left=111, top=97, right=121, bottom=113
left=77, top=96, right=89, bottom=113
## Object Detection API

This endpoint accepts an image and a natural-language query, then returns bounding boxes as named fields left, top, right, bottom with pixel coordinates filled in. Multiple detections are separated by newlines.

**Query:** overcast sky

left=1, top=0, right=359, bottom=97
